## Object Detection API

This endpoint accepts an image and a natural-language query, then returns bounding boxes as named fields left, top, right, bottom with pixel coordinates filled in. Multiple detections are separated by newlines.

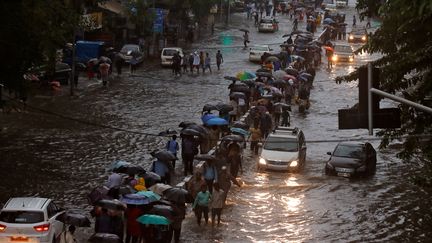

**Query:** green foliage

left=337, top=0, right=432, bottom=164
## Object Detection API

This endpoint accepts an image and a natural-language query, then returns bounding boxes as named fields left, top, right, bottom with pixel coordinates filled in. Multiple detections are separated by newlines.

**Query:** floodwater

left=1, top=3, right=431, bottom=242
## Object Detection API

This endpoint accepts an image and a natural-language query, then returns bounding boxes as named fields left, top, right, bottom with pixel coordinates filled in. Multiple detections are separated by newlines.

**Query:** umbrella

left=239, top=28, right=249, bottom=32
left=241, top=79, right=255, bottom=86
left=113, top=164, right=146, bottom=175
left=96, top=199, right=126, bottom=211
left=323, top=18, right=335, bottom=24
left=236, top=71, right=256, bottom=81
left=285, top=68, right=299, bottom=76
left=58, top=211, right=91, bottom=227
left=282, top=33, right=292, bottom=38
left=87, top=186, right=111, bottom=205
left=205, top=117, right=229, bottom=126
left=178, top=121, right=196, bottom=128
left=230, top=92, right=246, bottom=99
left=230, top=85, right=250, bottom=93
left=255, top=81, right=265, bottom=87
left=215, top=103, right=233, bottom=113
left=256, top=68, right=271, bottom=73
left=291, top=30, right=312, bottom=35
left=323, top=46, right=334, bottom=52
left=285, top=74, right=297, bottom=81
left=256, top=72, right=273, bottom=78
left=265, top=56, right=280, bottom=62
left=224, top=76, right=238, bottom=82
left=274, top=102, right=292, bottom=108
left=137, top=214, right=171, bottom=225
left=108, top=160, right=130, bottom=171
left=89, top=233, right=122, bottom=243
left=273, top=80, right=287, bottom=87
left=151, top=150, right=176, bottom=162
left=268, top=86, right=282, bottom=95
left=257, top=104, right=269, bottom=113
left=299, top=72, right=314, bottom=81
left=195, top=154, right=217, bottom=161
left=230, top=127, right=249, bottom=136
left=298, top=75, right=308, bottom=82
left=117, top=185, right=136, bottom=195
left=136, top=190, right=162, bottom=202
left=273, top=70, right=288, bottom=80
left=201, top=113, right=218, bottom=123
left=98, top=56, right=112, bottom=64
left=221, top=134, right=245, bottom=143
left=163, top=187, right=194, bottom=204
left=120, top=193, right=152, bottom=205
left=232, top=121, right=249, bottom=130
left=184, top=124, right=210, bottom=138
left=88, top=58, right=99, bottom=64
left=148, top=205, right=177, bottom=222
left=149, top=183, right=173, bottom=196
left=180, top=128, right=201, bottom=137
left=291, top=55, right=305, bottom=61
left=142, top=172, right=162, bottom=187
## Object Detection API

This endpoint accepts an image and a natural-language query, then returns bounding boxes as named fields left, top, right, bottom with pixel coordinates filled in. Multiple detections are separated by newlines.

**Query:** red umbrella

left=323, top=46, right=334, bottom=52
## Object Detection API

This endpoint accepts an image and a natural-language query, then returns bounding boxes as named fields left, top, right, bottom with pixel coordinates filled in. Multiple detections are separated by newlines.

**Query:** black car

left=325, top=141, right=377, bottom=177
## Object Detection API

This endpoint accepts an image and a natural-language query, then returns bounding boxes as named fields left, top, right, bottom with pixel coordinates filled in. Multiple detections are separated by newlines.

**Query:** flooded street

left=1, top=3, right=431, bottom=242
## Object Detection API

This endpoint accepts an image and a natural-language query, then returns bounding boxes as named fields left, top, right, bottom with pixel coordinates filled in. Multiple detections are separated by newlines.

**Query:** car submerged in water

left=331, top=44, right=354, bottom=63
left=325, top=141, right=377, bottom=178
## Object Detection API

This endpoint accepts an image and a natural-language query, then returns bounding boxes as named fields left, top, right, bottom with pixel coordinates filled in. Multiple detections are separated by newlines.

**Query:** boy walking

left=203, top=52, right=212, bottom=73
left=216, top=50, right=223, bottom=70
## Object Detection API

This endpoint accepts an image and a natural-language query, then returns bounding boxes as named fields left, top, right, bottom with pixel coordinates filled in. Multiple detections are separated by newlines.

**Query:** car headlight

left=259, top=157, right=267, bottom=165
left=289, top=160, right=298, bottom=167
left=349, top=56, right=354, bottom=62
left=349, top=35, right=354, bottom=40
left=331, top=55, right=338, bottom=62
left=361, top=36, right=367, bottom=41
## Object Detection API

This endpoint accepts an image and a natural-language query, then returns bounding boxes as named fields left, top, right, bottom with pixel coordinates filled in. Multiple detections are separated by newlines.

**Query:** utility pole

left=226, top=0, right=230, bottom=25
left=70, top=30, right=76, bottom=96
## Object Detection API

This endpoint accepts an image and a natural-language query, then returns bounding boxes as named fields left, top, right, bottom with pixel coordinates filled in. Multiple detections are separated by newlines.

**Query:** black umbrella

left=241, top=79, right=255, bottom=87
left=256, top=72, right=273, bottom=78
left=58, top=211, right=91, bottom=227
left=195, top=154, right=217, bottom=161
left=230, top=85, right=250, bottom=93
left=273, top=80, right=287, bottom=87
left=180, top=128, right=202, bottom=137
left=88, top=233, right=122, bottom=243
left=265, top=56, right=280, bottom=62
left=230, top=92, right=246, bottom=99
left=178, top=121, right=196, bottom=128
left=285, top=68, right=299, bottom=76
left=151, top=150, right=176, bottom=162
left=239, top=28, right=249, bottom=32
left=96, top=199, right=126, bottom=211
left=282, top=33, right=292, bottom=38
left=224, top=76, right=238, bottom=82
left=87, top=186, right=111, bottom=205
left=185, top=124, right=210, bottom=138
left=215, top=103, right=234, bottom=113
left=163, top=188, right=194, bottom=204
left=142, top=172, right=162, bottom=188
left=158, top=129, right=177, bottom=136
left=256, top=68, right=271, bottom=73
left=299, top=72, right=314, bottom=81
left=221, top=134, right=245, bottom=143
left=148, top=205, right=177, bottom=222
left=232, top=121, right=250, bottom=130
left=202, top=104, right=218, bottom=112
left=274, top=102, right=292, bottom=108
left=113, top=164, right=146, bottom=175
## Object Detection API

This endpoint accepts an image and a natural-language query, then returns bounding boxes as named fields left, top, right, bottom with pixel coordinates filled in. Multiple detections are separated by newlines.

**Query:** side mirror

left=269, top=48, right=273, bottom=51
left=326, top=152, right=331, bottom=155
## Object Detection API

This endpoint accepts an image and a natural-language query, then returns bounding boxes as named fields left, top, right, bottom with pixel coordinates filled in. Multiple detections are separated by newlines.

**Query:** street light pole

left=70, top=29, right=76, bottom=96
left=226, top=0, right=230, bottom=25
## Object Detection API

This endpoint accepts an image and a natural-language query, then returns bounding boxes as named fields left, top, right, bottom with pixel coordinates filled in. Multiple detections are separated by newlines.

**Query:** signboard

left=81, top=12, right=103, bottom=30
left=153, top=8, right=164, bottom=33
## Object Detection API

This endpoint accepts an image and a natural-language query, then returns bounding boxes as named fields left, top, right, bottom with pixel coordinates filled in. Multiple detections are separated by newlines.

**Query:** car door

left=47, top=202, right=64, bottom=240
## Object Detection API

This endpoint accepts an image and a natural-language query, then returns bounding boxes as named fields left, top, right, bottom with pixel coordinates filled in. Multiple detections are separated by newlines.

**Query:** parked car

left=258, top=17, right=279, bottom=33
left=258, top=127, right=307, bottom=172
left=249, top=45, right=274, bottom=62
left=348, top=26, right=368, bottom=43
left=325, top=141, right=377, bottom=177
left=120, top=44, right=144, bottom=64
left=161, top=47, right=184, bottom=67
left=0, top=197, right=65, bottom=243
left=331, top=44, right=354, bottom=63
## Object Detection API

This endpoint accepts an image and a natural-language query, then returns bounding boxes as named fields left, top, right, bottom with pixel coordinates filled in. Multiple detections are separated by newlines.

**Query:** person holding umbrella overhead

left=150, top=158, right=171, bottom=184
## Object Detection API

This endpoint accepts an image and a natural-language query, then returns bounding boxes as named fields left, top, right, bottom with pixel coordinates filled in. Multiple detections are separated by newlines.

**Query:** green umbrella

left=136, top=191, right=161, bottom=202
left=136, top=214, right=170, bottom=225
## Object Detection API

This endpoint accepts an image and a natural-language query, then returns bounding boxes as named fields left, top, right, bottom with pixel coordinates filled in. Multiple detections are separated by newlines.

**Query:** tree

left=336, top=0, right=432, bottom=183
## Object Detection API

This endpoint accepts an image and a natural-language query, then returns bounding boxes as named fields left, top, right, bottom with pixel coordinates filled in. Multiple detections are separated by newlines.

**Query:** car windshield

left=334, top=45, right=352, bottom=53
left=251, top=46, right=269, bottom=51
left=263, top=136, right=298, bottom=152
left=0, top=211, right=44, bottom=224
left=333, top=144, right=365, bottom=159
left=121, top=45, right=139, bottom=53
left=351, top=28, right=366, bottom=34
left=260, top=19, right=273, bottom=23
left=163, top=49, right=179, bottom=56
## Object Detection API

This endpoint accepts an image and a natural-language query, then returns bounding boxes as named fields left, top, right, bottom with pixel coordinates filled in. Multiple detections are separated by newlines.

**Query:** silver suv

left=0, top=197, right=65, bottom=243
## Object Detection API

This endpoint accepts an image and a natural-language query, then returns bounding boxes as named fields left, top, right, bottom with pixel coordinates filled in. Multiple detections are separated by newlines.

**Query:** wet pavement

left=1, top=2, right=432, bottom=242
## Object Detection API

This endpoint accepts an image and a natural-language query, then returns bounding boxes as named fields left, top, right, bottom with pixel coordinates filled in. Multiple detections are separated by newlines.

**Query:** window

left=264, top=136, right=298, bottom=152
left=333, top=144, right=365, bottom=159
left=0, top=211, right=44, bottom=224
left=47, top=202, right=58, bottom=219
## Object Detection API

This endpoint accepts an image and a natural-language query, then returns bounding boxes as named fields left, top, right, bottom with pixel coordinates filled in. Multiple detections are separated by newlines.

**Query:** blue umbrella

left=205, top=117, right=229, bottom=126
left=136, top=191, right=161, bottom=202
left=230, top=127, right=250, bottom=136
left=120, top=193, right=151, bottom=205
left=108, top=160, right=130, bottom=171
left=136, top=214, right=170, bottom=225
left=201, top=113, right=217, bottom=123
left=323, top=18, right=335, bottom=24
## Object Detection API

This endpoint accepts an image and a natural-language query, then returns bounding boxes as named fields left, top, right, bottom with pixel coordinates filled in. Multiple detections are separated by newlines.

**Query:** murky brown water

left=1, top=4, right=431, bottom=242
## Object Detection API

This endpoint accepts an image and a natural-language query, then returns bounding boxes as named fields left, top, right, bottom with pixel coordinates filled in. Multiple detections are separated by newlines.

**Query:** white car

left=249, top=45, right=273, bottom=62
left=258, top=17, right=279, bottom=33
left=258, top=127, right=307, bottom=172
left=161, top=47, right=184, bottom=67
left=0, top=197, right=65, bottom=243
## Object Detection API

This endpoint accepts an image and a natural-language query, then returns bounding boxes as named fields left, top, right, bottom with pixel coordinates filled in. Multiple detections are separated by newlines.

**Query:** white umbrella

left=148, top=183, right=173, bottom=196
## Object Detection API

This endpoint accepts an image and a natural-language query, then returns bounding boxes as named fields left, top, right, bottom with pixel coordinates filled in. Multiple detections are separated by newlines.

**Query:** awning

left=98, top=0, right=125, bottom=15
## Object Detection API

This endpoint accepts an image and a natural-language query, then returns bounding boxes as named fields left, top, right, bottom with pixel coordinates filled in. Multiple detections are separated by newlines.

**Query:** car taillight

left=34, top=223, right=50, bottom=232
left=0, top=224, right=6, bottom=232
